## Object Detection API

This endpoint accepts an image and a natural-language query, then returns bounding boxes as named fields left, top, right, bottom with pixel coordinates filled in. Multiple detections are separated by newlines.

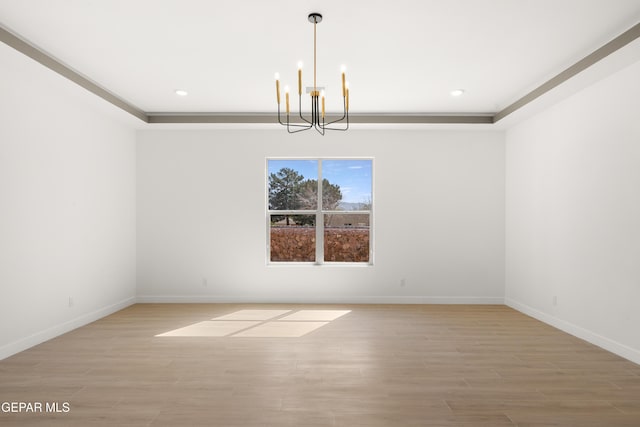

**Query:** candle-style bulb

left=321, top=90, right=326, bottom=119
left=275, top=73, right=280, bottom=104
left=285, top=86, right=290, bottom=113
left=346, top=88, right=349, bottom=112
left=341, top=71, right=346, bottom=97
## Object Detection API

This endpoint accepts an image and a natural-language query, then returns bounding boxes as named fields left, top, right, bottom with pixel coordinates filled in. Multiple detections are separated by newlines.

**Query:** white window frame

left=266, top=157, right=374, bottom=266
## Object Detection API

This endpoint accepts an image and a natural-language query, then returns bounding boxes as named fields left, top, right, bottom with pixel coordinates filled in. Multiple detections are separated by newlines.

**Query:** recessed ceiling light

left=175, top=89, right=188, bottom=96
left=450, top=89, right=465, bottom=97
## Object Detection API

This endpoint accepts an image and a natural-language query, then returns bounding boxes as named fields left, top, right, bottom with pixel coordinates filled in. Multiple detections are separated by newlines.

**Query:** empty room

left=1, top=1, right=640, bottom=425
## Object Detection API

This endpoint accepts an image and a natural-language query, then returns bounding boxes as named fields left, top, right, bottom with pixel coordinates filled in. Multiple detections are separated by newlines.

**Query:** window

left=267, top=158, right=373, bottom=264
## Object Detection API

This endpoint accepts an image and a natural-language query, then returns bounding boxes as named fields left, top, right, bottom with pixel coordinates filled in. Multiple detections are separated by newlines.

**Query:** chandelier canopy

left=275, top=13, right=350, bottom=135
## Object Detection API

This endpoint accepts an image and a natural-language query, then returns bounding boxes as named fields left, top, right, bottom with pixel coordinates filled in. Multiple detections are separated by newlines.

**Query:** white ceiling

left=1, top=0, right=640, bottom=116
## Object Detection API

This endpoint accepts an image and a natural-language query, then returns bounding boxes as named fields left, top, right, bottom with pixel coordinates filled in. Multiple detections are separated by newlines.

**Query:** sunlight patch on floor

left=211, top=309, right=292, bottom=321
left=155, top=309, right=351, bottom=338
left=279, top=310, right=351, bottom=321
left=231, top=321, right=329, bottom=338
left=155, top=320, right=260, bottom=337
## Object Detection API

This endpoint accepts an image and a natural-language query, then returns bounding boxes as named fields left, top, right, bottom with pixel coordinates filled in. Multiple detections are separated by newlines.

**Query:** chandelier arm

left=318, top=116, right=349, bottom=131
left=287, top=115, right=314, bottom=133
left=323, top=99, right=349, bottom=130
left=278, top=104, right=313, bottom=128
left=288, top=125, right=313, bottom=133
left=298, top=93, right=312, bottom=125
left=312, top=94, right=319, bottom=126
left=282, top=103, right=314, bottom=130
left=279, top=107, right=314, bottom=129
left=324, top=118, right=348, bottom=127
left=285, top=120, right=315, bottom=129
left=277, top=103, right=288, bottom=126
left=325, top=113, right=347, bottom=126
left=324, top=98, right=349, bottom=126
left=280, top=96, right=349, bottom=131
left=286, top=123, right=315, bottom=129
left=318, top=125, right=349, bottom=131
left=313, top=96, right=325, bottom=135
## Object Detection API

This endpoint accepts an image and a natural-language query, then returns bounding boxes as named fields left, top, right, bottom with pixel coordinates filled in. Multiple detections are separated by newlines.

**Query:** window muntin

left=267, top=158, right=373, bottom=265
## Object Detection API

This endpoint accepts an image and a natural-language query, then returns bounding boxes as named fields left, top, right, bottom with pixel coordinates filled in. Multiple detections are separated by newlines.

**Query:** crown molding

left=0, top=25, right=148, bottom=122
left=493, top=21, right=640, bottom=122
left=2, top=21, right=639, bottom=126
left=146, top=113, right=494, bottom=124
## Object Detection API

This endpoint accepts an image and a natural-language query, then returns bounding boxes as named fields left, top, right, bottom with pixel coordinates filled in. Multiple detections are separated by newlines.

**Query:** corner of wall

left=0, top=297, right=136, bottom=361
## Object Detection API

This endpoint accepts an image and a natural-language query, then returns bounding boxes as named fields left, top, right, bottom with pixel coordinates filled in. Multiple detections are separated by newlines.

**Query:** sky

left=268, top=159, right=372, bottom=205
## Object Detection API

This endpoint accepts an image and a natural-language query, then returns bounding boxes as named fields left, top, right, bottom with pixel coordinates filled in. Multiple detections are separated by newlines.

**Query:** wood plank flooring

left=1, top=304, right=639, bottom=426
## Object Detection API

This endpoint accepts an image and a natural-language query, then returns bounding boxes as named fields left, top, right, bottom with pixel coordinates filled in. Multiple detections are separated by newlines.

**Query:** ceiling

left=1, top=0, right=640, bottom=123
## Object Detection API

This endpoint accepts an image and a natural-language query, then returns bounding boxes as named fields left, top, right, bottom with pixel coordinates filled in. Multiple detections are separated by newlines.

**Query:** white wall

left=137, top=128, right=505, bottom=303
left=0, top=43, right=137, bottom=359
left=505, top=59, right=640, bottom=363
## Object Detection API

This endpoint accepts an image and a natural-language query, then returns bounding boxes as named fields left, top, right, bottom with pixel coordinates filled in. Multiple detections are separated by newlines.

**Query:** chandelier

left=274, top=13, right=350, bottom=135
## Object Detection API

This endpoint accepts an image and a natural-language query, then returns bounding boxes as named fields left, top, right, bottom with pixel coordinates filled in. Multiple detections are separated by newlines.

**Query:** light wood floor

left=1, top=304, right=640, bottom=426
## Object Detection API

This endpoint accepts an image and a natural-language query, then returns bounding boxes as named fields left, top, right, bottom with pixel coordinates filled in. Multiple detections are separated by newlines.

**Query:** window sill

left=267, top=262, right=374, bottom=267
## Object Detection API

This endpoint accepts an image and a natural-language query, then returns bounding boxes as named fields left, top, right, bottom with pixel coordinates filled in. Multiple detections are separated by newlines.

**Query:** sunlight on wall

left=155, top=309, right=351, bottom=338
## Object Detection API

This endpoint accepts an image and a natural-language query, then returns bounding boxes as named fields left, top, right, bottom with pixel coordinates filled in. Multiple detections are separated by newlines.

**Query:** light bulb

left=175, top=89, right=188, bottom=96
left=297, top=61, right=303, bottom=70
left=274, top=72, right=280, bottom=80
left=340, top=64, right=347, bottom=73
left=284, top=86, right=290, bottom=93
left=450, top=89, right=465, bottom=97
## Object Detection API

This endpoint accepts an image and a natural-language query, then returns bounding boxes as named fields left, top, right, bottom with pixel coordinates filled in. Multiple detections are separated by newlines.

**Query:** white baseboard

left=136, top=295, right=505, bottom=304
left=0, top=296, right=136, bottom=361
left=505, top=298, right=640, bottom=365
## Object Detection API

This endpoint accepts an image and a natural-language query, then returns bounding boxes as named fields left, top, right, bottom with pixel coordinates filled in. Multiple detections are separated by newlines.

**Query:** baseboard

left=136, top=295, right=505, bottom=304
left=505, top=298, right=640, bottom=365
left=0, top=296, right=136, bottom=361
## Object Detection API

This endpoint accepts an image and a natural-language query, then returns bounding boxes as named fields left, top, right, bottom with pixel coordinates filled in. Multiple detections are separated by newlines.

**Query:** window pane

left=270, top=215, right=316, bottom=262
left=324, top=214, right=370, bottom=262
left=322, top=160, right=372, bottom=210
left=268, top=160, right=318, bottom=210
